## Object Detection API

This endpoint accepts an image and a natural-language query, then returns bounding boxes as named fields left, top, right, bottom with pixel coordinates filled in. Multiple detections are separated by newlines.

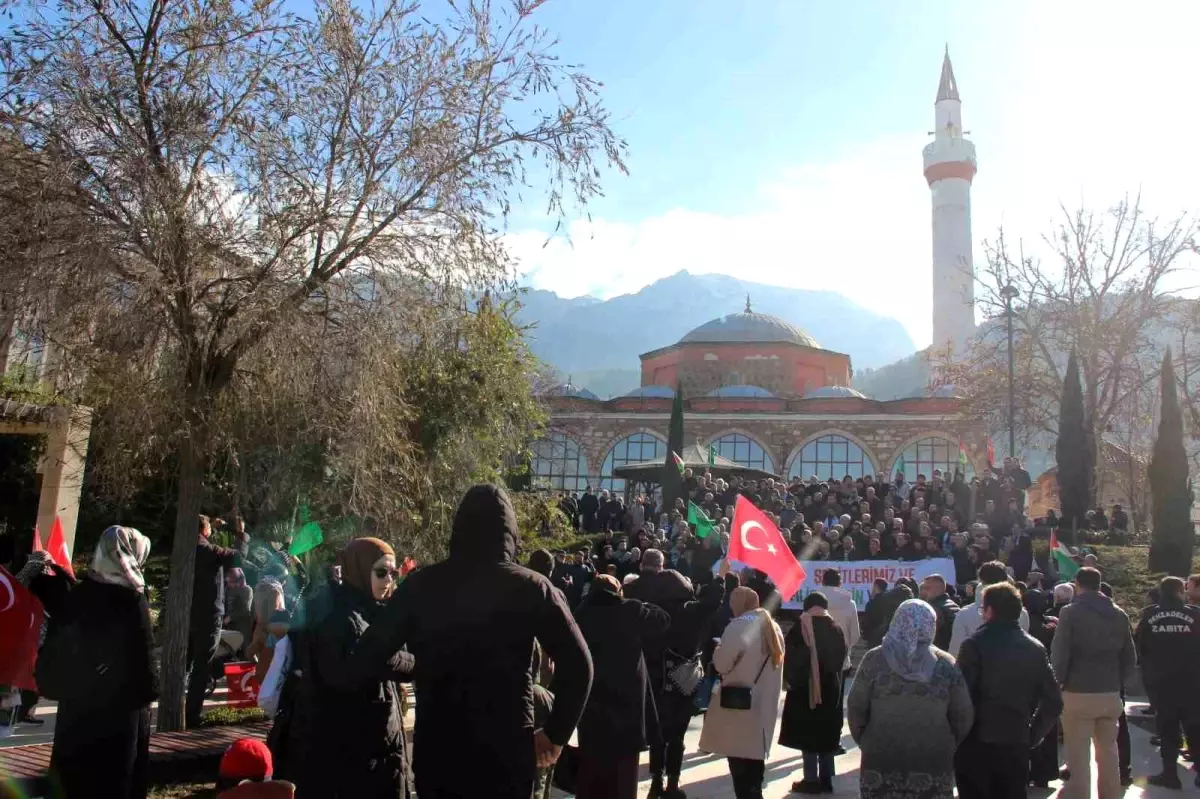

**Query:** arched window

left=530, top=432, right=590, bottom=492
left=600, top=432, right=666, bottom=493
left=788, top=434, right=876, bottom=481
left=891, top=436, right=972, bottom=481
left=711, top=433, right=775, bottom=474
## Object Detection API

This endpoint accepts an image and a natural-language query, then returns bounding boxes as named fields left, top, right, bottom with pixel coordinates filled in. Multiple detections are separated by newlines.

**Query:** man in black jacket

left=863, top=579, right=912, bottom=647
left=349, top=484, right=593, bottom=799
left=954, top=582, right=1062, bottom=798
left=186, top=514, right=248, bottom=728
left=919, top=574, right=960, bottom=651
left=1136, top=576, right=1200, bottom=789
left=624, top=549, right=722, bottom=799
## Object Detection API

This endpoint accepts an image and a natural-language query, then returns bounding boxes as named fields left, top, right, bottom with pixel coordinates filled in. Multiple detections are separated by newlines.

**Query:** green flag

left=688, top=501, right=714, bottom=539
left=289, top=506, right=324, bottom=556
left=895, top=454, right=907, bottom=478
left=708, top=445, right=717, bottom=465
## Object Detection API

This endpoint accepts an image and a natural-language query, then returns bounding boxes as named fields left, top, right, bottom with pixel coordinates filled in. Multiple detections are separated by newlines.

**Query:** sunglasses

left=373, top=566, right=400, bottom=580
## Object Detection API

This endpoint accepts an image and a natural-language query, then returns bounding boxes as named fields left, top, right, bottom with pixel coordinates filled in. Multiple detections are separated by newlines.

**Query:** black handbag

left=718, top=654, right=770, bottom=710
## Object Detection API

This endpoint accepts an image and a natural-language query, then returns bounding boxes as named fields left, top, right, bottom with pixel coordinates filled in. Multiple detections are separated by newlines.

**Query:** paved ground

left=5, top=693, right=1191, bottom=797
left=557, top=698, right=1189, bottom=798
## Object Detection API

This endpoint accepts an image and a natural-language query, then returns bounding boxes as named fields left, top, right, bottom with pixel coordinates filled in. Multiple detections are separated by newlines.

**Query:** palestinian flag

left=958, top=441, right=970, bottom=473
left=1050, top=529, right=1079, bottom=579
left=688, top=501, right=714, bottom=539
left=671, top=451, right=686, bottom=475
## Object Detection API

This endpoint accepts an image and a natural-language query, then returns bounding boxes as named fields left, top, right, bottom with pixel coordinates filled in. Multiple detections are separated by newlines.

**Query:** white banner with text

left=718, top=557, right=958, bottom=610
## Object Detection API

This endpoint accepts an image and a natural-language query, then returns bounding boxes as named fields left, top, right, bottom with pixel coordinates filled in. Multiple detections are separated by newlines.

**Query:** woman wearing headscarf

left=698, top=586, right=785, bottom=799
left=847, top=599, right=974, bottom=799
left=573, top=574, right=670, bottom=799
left=44, top=526, right=156, bottom=799
left=294, top=538, right=413, bottom=798
left=778, top=592, right=848, bottom=794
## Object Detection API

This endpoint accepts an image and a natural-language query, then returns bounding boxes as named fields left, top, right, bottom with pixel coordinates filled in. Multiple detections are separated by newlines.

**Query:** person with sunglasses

left=292, top=537, right=414, bottom=798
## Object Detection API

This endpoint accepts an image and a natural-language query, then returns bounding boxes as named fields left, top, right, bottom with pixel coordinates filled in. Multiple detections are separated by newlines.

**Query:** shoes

left=1121, top=772, right=1133, bottom=787
left=792, top=781, right=822, bottom=794
left=1147, top=772, right=1183, bottom=790
left=662, top=789, right=687, bottom=799
left=18, top=716, right=44, bottom=726
left=821, top=779, right=834, bottom=793
left=1059, top=768, right=1071, bottom=781
left=833, top=745, right=847, bottom=755
left=1031, top=781, right=1050, bottom=789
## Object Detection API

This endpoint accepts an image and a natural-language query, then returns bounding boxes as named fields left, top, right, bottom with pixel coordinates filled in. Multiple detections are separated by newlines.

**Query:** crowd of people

left=5, top=479, right=1200, bottom=799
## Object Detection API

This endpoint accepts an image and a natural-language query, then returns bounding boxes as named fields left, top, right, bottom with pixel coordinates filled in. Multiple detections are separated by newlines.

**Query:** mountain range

left=514, top=271, right=916, bottom=398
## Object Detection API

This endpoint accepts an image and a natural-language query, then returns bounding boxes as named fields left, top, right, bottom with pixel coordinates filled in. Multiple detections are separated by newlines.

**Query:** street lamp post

left=1000, top=284, right=1020, bottom=457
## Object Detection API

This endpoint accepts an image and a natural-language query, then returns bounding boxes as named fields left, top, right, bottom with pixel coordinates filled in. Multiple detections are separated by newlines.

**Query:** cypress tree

left=1056, top=350, right=1093, bottom=544
left=662, top=382, right=685, bottom=512
left=1149, top=349, right=1194, bottom=576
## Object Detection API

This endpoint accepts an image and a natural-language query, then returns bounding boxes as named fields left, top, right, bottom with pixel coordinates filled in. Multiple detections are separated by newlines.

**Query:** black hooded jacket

left=349, top=484, right=593, bottom=797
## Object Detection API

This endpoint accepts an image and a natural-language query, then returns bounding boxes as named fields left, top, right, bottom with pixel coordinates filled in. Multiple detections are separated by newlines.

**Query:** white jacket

left=822, top=585, right=861, bottom=669
left=948, top=594, right=1029, bottom=657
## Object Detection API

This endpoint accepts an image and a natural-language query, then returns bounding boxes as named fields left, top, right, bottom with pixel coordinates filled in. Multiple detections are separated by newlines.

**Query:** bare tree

left=939, top=197, right=1199, bottom=500
left=1, top=0, right=624, bottom=730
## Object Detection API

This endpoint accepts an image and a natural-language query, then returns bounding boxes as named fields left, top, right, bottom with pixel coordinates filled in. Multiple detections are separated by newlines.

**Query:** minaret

left=923, top=46, right=977, bottom=352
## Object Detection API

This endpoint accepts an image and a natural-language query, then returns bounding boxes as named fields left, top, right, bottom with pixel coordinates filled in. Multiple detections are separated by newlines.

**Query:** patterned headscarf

left=91, top=525, right=152, bottom=593
left=882, top=599, right=938, bottom=683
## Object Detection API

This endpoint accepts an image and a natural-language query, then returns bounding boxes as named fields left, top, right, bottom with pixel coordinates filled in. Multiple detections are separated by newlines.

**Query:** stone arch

left=704, top=428, right=777, bottom=474
left=783, top=428, right=880, bottom=480
left=597, top=429, right=668, bottom=492
left=886, top=430, right=979, bottom=478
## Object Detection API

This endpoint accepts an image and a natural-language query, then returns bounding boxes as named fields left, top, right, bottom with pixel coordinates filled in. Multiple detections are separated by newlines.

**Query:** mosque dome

left=679, top=297, right=820, bottom=348
left=546, top=381, right=599, bottom=400
left=804, top=385, right=868, bottom=400
left=705, top=385, right=776, bottom=398
left=623, top=385, right=675, bottom=398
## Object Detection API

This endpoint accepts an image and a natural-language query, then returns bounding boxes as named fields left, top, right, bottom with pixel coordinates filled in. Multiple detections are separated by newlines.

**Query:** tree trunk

left=155, top=412, right=208, bottom=732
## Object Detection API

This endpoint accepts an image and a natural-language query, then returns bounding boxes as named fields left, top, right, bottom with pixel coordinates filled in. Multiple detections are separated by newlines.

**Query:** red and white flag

left=728, top=496, right=807, bottom=600
left=0, top=565, right=45, bottom=692
left=45, top=517, right=75, bottom=579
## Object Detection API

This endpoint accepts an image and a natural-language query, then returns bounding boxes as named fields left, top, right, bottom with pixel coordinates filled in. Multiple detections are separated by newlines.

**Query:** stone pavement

left=555, top=698, right=1187, bottom=798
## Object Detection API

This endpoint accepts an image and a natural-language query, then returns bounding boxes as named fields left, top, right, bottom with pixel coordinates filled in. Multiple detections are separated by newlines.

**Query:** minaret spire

left=936, top=45, right=960, bottom=102
left=744, top=294, right=752, bottom=313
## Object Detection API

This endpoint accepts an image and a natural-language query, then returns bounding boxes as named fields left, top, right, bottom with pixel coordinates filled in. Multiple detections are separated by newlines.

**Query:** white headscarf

left=91, top=525, right=152, bottom=593
left=882, top=599, right=939, bottom=683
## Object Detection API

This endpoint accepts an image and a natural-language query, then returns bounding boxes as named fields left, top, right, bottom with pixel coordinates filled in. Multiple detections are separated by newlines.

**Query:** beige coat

left=699, top=613, right=784, bottom=760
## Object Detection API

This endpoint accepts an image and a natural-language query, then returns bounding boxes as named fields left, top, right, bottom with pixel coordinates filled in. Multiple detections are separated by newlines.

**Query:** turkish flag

left=0, top=565, right=45, bottom=692
left=46, top=517, right=75, bottom=579
left=728, top=495, right=807, bottom=601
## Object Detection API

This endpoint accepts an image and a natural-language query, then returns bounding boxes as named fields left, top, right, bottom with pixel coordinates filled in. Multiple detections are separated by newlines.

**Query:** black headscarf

left=449, top=484, right=519, bottom=564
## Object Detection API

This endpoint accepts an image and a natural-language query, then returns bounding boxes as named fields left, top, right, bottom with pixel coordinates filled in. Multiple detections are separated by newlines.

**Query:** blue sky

left=505, top=0, right=1200, bottom=347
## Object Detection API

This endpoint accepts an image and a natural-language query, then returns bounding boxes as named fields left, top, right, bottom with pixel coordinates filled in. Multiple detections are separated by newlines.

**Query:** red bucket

left=223, top=661, right=259, bottom=708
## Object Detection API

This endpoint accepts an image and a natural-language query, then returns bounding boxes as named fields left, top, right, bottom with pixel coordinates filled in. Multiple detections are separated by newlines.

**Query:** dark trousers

left=1150, top=685, right=1200, bottom=774
left=802, top=751, right=835, bottom=785
left=954, top=737, right=1029, bottom=799
left=1029, top=721, right=1060, bottom=785
left=1118, top=708, right=1131, bottom=778
left=648, top=691, right=692, bottom=781
left=727, top=757, right=765, bottom=799
left=417, top=784, right=533, bottom=799
left=576, top=750, right=639, bottom=799
left=19, top=688, right=38, bottom=720
left=185, top=622, right=220, bottom=727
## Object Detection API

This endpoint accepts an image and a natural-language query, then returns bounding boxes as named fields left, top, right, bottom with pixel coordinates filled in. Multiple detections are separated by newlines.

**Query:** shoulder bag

left=718, top=653, right=770, bottom=710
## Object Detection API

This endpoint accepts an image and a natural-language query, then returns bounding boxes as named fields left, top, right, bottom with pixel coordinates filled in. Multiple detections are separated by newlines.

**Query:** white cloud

left=505, top=1, right=1200, bottom=350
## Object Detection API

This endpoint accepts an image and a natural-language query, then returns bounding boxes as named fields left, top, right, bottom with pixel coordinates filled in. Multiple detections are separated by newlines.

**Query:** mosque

left=529, top=51, right=987, bottom=494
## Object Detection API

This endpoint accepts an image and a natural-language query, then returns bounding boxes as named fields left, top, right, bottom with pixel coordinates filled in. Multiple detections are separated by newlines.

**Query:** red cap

left=219, top=738, right=273, bottom=782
